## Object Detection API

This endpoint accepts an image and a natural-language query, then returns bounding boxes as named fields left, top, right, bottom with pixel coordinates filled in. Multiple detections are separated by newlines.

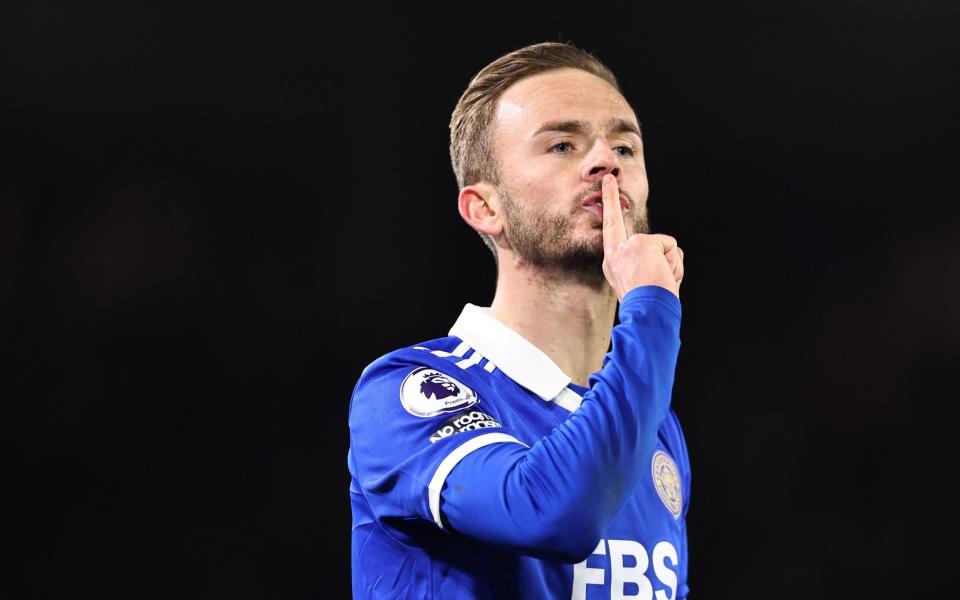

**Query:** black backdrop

left=5, top=2, right=959, bottom=598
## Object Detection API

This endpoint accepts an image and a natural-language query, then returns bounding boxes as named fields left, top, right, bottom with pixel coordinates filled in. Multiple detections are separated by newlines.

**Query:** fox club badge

left=651, top=450, right=683, bottom=519
left=400, top=367, right=479, bottom=418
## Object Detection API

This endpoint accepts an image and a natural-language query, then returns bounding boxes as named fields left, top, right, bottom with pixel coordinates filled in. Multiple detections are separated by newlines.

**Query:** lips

left=581, top=191, right=630, bottom=218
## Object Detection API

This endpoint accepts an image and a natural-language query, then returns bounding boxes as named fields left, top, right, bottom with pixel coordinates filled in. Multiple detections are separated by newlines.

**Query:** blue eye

left=616, top=146, right=635, bottom=157
left=550, top=142, right=573, bottom=154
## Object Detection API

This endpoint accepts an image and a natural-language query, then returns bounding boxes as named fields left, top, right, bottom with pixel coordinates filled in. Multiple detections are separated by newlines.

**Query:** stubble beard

left=498, top=184, right=650, bottom=282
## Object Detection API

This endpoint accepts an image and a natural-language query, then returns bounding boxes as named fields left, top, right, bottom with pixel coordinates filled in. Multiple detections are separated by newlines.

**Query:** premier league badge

left=400, top=367, right=479, bottom=418
left=651, top=450, right=683, bottom=519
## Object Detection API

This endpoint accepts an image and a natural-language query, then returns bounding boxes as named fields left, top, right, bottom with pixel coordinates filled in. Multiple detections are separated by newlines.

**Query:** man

left=348, top=42, right=689, bottom=599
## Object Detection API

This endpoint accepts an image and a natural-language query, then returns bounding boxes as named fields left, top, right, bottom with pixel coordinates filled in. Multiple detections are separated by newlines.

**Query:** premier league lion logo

left=420, top=373, right=460, bottom=400
left=400, top=367, right=478, bottom=418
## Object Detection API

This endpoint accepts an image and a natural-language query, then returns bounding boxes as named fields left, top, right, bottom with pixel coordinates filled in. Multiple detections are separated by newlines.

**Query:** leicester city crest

left=400, top=367, right=478, bottom=418
left=651, top=450, right=683, bottom=519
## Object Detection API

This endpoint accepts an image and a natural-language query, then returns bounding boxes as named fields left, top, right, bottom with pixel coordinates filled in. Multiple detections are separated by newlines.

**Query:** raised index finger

left=602, top=173, right=628, bottom=256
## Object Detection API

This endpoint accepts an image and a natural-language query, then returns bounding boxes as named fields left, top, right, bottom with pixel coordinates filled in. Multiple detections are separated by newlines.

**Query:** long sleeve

left=438, top=285, right=682, bottom=562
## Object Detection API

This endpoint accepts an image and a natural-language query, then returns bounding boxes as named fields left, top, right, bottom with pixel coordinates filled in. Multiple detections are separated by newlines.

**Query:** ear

left=458, top=182, right=503, bottom=236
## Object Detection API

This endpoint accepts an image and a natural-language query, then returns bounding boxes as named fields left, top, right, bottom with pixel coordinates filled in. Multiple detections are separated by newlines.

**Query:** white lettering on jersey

left=571, top=539, right=606, bottom=600
left=652, top=541, right=679, bottom=600
left=609, top=539, right=652, bottom=599
left=570, top=539, right=678, bottom=600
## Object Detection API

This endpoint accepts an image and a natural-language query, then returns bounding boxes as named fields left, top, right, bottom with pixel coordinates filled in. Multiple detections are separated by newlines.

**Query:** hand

left=601, top=174, right=684, bottom=301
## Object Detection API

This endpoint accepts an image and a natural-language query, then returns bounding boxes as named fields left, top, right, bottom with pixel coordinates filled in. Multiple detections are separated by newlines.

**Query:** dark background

left=5, top=1, right=958, bottom=598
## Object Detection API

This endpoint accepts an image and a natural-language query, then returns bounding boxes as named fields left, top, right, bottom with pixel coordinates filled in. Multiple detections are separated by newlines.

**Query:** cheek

left=506, top=176, right=559, bottom=211
left=525, top=175, right=579, bottom=208
left=632, top=173, right=650, bottom=202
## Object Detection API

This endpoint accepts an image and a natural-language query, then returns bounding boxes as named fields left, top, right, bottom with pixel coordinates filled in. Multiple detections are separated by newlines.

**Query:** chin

left=573, top=228, right=604, bottom=249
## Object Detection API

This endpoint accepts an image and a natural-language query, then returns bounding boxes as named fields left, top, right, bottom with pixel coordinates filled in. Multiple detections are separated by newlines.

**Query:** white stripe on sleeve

left=427, top=432, right=528, bottom=529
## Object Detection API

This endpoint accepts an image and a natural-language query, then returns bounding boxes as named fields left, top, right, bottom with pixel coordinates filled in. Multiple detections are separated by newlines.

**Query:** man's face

left=491, top=68, right=649, bottom=275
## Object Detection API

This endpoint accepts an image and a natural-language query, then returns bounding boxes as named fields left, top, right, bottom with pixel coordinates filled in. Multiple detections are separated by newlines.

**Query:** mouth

left=581, top=191, right=630, bottom=219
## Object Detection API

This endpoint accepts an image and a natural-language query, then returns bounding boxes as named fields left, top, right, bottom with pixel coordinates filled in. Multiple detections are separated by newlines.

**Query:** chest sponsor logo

left=651, top=450, right=683, bottom=519
left=572, top=539, right=680, bottom=600
left=399, top=367, right=479, bottom=418
left=429, top=410, right=501, bottom=443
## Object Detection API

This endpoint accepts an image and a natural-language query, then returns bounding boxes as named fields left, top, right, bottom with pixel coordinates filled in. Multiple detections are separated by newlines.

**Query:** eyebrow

left=531, top=117, right=642, bottom=139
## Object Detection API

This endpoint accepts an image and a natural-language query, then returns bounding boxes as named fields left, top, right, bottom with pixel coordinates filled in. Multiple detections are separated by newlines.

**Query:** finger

left=602, top=174, right=627, bottom=256
left=664, top=245, right=680, bottom=272
left=651, top=233, right=678, bottom=255
left=673, top=247, right=685, bottom=285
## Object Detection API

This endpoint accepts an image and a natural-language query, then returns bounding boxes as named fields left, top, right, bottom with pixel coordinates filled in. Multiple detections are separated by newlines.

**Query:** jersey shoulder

left=349, top=334, right=502, bottom=424
left=355, top=334, right=496, bottom=394
left=348, top=335, right=515, bottom=534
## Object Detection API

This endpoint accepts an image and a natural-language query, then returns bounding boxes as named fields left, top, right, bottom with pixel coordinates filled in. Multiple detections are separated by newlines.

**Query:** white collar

left=449, top=304, right=582, bottom=410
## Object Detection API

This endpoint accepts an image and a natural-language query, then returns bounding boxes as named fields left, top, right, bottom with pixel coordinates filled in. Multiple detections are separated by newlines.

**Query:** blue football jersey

left=349, top=286, right=690, bottom=599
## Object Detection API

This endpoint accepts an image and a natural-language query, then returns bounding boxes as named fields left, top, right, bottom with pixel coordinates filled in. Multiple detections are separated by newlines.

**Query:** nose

left=581, top=139, right=621, bottom=183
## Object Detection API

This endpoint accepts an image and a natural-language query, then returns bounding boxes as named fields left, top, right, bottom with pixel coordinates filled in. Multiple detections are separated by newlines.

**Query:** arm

left=439, top=285, right=681, bottom=562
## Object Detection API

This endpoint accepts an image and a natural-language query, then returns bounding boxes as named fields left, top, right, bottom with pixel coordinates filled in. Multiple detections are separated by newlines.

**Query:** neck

left=488, top=253, right=618, bottom=387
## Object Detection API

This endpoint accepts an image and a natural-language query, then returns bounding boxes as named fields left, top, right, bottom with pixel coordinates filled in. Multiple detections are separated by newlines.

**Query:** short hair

left=449, top=42, right=623, bottom=258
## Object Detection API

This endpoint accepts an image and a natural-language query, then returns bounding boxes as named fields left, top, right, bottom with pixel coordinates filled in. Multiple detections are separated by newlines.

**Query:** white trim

left=450, top=304, right=570, bottom=401
left=427, top=432, right=528, bottom=528
left=425, top=342, right=471, bottom=360
left=553, top=387, right=583, bottom=412
left=455, top=350, right=484, bottom=370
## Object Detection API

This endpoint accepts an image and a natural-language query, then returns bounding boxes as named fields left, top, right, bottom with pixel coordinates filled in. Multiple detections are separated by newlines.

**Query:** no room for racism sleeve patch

left=400, top=367, right=479, bottom=418
left=428, top=410, right=502, bottom=443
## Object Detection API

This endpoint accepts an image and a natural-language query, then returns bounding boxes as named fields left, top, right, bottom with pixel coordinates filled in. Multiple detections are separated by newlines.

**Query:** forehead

left=494, top=68, right=637, bottom=137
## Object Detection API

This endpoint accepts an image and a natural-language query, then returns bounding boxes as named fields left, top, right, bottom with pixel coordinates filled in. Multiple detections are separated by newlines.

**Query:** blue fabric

left=349, top=286, right=690, bottom=599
